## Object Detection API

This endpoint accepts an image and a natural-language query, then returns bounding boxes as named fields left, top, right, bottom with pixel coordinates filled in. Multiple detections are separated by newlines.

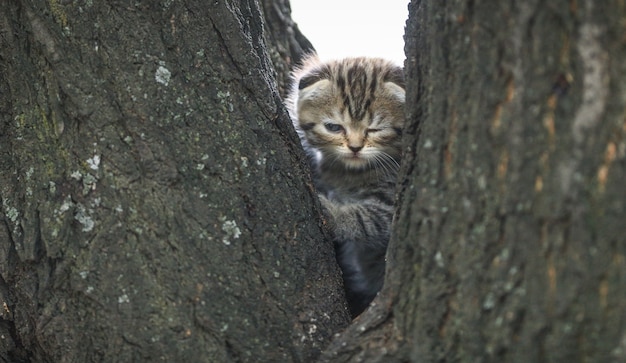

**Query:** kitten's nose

left=348, top=145, right=363, bottom=153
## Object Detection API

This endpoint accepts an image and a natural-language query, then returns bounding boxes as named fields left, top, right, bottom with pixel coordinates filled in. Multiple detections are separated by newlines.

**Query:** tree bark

left=322, top=0, right=626, bottom=362
left=258, top=0, right=314, bottom=96
left=0, top=0, right=349, bottom=362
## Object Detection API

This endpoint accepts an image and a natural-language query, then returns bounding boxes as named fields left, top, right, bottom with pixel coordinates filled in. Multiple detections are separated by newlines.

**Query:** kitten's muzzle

left=348, top=145, right=364, bottom=153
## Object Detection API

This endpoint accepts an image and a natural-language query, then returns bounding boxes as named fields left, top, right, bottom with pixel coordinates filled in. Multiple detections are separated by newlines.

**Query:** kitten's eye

left=324, top=123, right=344, bottom=133
left=365, top=128, right=381, bottom=135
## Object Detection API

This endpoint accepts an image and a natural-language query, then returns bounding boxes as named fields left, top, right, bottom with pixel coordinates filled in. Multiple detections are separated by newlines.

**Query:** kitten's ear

left=298, top=66, right=330, bottom=90
left=384, top=66, right=405, bottom=90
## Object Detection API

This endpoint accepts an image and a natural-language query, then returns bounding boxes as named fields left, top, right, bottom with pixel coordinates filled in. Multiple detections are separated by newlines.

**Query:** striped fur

left=287, top=54, right=405, bottom=316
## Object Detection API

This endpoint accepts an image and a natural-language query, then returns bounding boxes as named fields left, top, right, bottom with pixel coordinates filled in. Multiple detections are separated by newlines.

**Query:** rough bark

left=322, top=0, right=626, bottom=362
left=0, top=1, right=349, bottom=362
left=259, top=0, right=315, bottom=96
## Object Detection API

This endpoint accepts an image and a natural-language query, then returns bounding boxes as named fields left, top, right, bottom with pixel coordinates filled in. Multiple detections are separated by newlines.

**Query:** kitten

left=287, top=54, right=405, bottom=316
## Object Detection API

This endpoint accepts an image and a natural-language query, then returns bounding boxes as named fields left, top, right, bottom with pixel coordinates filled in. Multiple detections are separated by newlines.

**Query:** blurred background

left=289, top=1, right=409, bottom=65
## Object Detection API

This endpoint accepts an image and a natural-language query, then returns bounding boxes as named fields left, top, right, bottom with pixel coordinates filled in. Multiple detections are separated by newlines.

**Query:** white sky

left=289, top=1, right=409, bottom=65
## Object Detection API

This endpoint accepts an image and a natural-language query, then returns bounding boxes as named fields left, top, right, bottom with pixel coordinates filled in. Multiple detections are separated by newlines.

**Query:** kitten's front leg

left=318, top=194, right=391, bottom=250
left=319, top=193, right=390, bottom=316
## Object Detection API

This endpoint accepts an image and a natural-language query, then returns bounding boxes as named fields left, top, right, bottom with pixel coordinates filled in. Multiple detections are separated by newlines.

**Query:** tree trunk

left=322, top=0, right=626, bottom=362
left=258, top=0, right=314, bottom=95
left=0, top=1, right=349, bottom=362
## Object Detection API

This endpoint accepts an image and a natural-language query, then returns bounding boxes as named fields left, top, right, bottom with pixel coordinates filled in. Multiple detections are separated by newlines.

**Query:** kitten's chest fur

left=315, top=163, right=395, bottom=202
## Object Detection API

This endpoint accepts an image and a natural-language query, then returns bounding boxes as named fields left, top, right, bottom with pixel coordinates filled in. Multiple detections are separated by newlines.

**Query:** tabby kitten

left=287, top=54, right=405, bottom=316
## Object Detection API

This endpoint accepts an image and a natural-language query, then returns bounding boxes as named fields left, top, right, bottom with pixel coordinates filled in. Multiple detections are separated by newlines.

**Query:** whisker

left=379, top=150, right=400, bottom=169
left=327, top=152, right=342, bottom=169
left=368, top=156, right=381, bottom=180
left=382, top=154, right=400, bottom=174
left=371, top=155, right=391, bottom=181
left=371, top=151, right=400, bottom=182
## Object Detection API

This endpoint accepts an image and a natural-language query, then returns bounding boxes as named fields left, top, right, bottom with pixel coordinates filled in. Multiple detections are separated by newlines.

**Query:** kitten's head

left=290, top=55, right=405, bottom=172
